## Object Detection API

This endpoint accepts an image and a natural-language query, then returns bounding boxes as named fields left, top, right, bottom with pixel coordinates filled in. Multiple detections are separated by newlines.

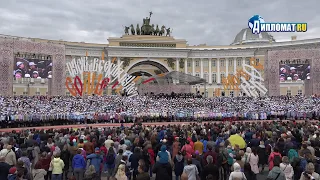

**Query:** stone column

left=117, top=57, right=121, bottom=80
left=184, top=58, right=188, bottom=74
left=242, top=57, right=246, bottom=66
left=200, top=58, right=204, bottom=78
left=209, top=58, right=212, bottom=84
left=176, top=58, right=179, bottom=71
left=176, top=58, right=180, bottom=84
left=233, top=57, right=237, bottom=73
left=226, top=58, right=229, bottom=77
left=192, top=58, right=195, bottom=76
left=217, top=58, right=221, bottom=84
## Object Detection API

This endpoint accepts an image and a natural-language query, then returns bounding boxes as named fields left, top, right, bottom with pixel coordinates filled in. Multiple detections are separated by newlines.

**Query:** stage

left=0, top=120, right=316, bottom=133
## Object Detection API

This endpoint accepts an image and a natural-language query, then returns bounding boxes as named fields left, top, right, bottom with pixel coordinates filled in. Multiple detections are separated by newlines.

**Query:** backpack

left=106, top=154, right=115, bottom=165
left=288, top=149, right=298, bottom=163
left=273, top=154, right=281, bottom=165
left=27, top=149, right=34, bottom=162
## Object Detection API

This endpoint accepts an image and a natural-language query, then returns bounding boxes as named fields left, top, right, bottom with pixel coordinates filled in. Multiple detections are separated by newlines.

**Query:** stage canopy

left=152, top=71, right=206, bottom=85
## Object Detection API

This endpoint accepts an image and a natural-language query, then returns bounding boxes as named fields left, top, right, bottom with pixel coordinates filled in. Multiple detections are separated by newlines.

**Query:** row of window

left=13, top=92, right=42, bottom=95
left=187, top=59, right=260, bottom=67
left=287, top=90, right=303, bottom=96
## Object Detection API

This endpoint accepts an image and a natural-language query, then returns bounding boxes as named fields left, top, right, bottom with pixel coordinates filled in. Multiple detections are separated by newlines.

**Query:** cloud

left=0, top=0, right=318, bottom=45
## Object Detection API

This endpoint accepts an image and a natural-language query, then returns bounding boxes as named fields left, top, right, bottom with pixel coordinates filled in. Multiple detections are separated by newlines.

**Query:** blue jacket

left=72, top=154, right=86, bottom=169
left=87, top=153, right=103, bottom=172
left=157, top=145, right=169, bottom=164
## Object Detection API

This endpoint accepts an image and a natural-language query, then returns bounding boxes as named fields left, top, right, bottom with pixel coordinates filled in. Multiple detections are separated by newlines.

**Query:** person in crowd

left=248, top=148, right=259, bottom=176
left=72, top=149, right=86, bottom=180
left=299, top=163, right=320, bottom=180
left=8, top=166, right=17, bottom=180
left=60, top=144, right=70, bottom=180
left=181, top=141, right=193, bottom=159
left=152, top=157, right=172, bottom=180
left=5, top=145, right=16, bottom=167
left=202, top=155, right=219, bottom=180
left=267, top=158, right=286, bottom=180
left=115, top=164, right=127, bottom=180
left=183, top=158, right=199, bottom=180
left=83, top=165, right=98, bottom=180
left=137, top=164, right=150, bottom=180
left=194, top=137, right=204, bottom=155
left=243, top=163, right=256, bottom=180
left=229, top=163, right=247, bottom=180
left=50, top=153, right=65, bottom=180
left=86, top=148, right=103, bottom=179
left=269, top=147, right=282, bottom=171
left=257, top=141, right=267, bottom=172
left=231, top=154, right=244, bottom=172
left=16, top=160, right=29, bottom=180
left=280, top=156, right=294, bottom=180
left=105, top=136, right=114, bottom=150
left=32, top=162, right=47, bottom=180
left=0, top=156, right=10, bottom=179
left=174, top=151, right=185, bottom=180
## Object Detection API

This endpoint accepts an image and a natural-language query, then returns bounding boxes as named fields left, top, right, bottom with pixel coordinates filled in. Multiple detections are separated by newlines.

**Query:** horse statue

left=136, top=24, right=141, bottom=35
left=124, top=26, right=130, bottom=35
left=159, top=25, right=165, bottom=36
left=150, top=24, right=155, bottom=35
left=130, top=24, right=135, bottom=35
left=166, top=28, right=171, bottom=37
left=154, top=25, right=160, bottom=36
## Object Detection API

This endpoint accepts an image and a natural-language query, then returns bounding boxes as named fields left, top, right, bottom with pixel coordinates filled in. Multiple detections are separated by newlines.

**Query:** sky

left=0, top=0, right=319, bottom=46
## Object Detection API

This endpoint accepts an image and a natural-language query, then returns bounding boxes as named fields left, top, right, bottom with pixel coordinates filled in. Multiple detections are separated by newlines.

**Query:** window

left=246, top=59, right=250, bottom=65
left=237, top=59, right=242, bottom=66
left=255, top=59, right=260, bottom=66
left=229, top=59, right=233, bottom=67
left=287, top=90, right=292, bottom=96
left=212, top=59, right=216, bottom=67
left=212, top=74, right=217, bottom=83
left=195, top=60, right=200, bottom=67
left=203, top=59, right=209, bottom=67
left=298, top=89, right=303, bottom=96
left=195, top=73, right=200, bottom=77
left=35, top=92, right=40, bottom=95
left=221, top=73, right=225, bottom=79
left=230, top=91, right=234, bottom=97
left=187, top=60, right=191, bottom=67
left=220, top=59, right=225, bottom=67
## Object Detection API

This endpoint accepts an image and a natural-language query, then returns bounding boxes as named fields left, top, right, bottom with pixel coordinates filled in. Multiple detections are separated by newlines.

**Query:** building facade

left=3, top=27, right=320, bottom=97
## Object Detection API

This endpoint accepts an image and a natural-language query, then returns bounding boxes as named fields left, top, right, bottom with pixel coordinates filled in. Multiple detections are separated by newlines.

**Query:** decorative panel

left=0, top=38, right=14, bottom=96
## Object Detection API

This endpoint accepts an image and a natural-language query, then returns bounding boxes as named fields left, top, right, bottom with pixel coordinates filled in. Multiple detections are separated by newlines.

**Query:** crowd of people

left=0, top=120, right=320, bottom=180
left=0, top=95, right=319, bottom=128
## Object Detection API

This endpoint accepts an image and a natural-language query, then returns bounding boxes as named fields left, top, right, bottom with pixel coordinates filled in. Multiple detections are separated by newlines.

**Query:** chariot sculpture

left=123, top=12, right=172, bottom=36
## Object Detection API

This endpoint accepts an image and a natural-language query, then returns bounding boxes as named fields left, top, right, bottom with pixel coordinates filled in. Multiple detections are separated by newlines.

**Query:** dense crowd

left=0, top=120, right=320, bottom=180
left=0, top=95, right=319, bottom=128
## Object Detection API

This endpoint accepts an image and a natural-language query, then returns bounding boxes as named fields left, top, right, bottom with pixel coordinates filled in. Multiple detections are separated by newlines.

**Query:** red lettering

left=74, top=76, right=83, bottom=96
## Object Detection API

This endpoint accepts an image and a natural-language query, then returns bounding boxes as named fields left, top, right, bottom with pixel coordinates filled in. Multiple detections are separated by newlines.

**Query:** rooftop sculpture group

left=124, top=12, right=172, bottom=36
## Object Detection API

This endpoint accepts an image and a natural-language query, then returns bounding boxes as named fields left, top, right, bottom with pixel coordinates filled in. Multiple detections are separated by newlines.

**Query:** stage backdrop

left=0, top=37, right=65, bottom=96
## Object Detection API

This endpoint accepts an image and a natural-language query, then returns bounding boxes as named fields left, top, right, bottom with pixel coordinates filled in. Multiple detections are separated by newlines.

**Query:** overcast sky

left=0, top=0, right=318, bottom=46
